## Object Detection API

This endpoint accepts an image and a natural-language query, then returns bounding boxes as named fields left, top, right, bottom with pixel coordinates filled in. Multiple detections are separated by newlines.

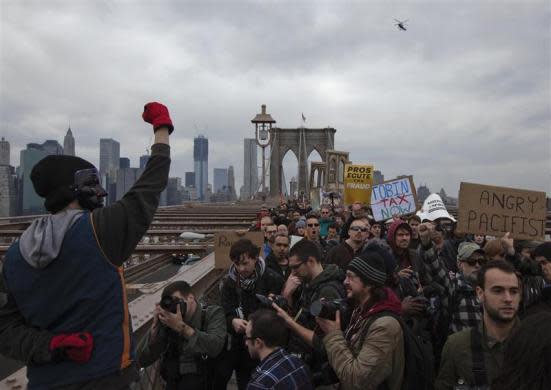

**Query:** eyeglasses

left=288, top=262, right=305, bottom=271
left=307, top=223, right=320, bottom=227
left=349, top=226, right=368, bottom=232
left=461, top=257, right=486, bottom=266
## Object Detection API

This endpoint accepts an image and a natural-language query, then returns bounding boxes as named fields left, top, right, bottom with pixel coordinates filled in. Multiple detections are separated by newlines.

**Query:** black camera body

left=160, top=296, right=187, bottom=320
left=310, top=299, right=347, bottom=320
left=256, top=294, right=288, bottom=310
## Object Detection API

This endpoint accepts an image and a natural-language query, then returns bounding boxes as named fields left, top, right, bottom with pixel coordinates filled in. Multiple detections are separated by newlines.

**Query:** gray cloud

left=1, top=0, right=549, bottom=198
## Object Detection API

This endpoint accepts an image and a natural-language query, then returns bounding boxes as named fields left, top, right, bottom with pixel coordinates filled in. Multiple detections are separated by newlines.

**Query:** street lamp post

left=251, top=104, right=276, bottom=196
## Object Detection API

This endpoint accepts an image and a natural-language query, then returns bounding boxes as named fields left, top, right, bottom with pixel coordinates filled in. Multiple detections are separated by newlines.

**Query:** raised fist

left=418, top=222, right=433, bottom=246
left=142, top=102, right=174, bottom=134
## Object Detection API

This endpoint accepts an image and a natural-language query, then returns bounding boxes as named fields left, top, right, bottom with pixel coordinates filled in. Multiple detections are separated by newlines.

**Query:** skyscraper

left=41, top=140, right=63, bottom=155
left=119, top=157, right=130, bottom=169
left=185, top=172, right=195, bottom=187
left=63, top=127, right=75, bottom=156
left=213, top=168, right=228, bottom=193
left=242, top=138, right=258, bottom=200
left=19, top=144, right=49, bottom=214
left=0, top=137, right=10, bottom=166
left=99, top=138, right=120, bottom=178
left=227, top=165, right=237, bottom=200
left=139, top=155, right=149, bottom=169
left=0, top=165, right=16, bottom=216
left=194, top=135, right=208, bottom=200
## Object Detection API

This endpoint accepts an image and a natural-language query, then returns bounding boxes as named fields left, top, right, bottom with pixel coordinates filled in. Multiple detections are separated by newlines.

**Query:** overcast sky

left=1, top=0, right=549, bottom=198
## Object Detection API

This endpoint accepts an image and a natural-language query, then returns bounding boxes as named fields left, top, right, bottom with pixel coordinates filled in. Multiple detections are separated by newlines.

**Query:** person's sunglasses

left=307, top=223, right=320, bottom=227
left=349, top=226, right=368, bottom=232
left=461, top=257, right=486, bottom=266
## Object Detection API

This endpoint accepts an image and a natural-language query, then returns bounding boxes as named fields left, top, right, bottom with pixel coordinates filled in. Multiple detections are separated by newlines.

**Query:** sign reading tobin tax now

left=457, top=182, right=547, bottom=241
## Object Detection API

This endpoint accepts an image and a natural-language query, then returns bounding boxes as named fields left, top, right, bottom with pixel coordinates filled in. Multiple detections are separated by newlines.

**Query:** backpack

left=360, top=311, right=435, bottom=390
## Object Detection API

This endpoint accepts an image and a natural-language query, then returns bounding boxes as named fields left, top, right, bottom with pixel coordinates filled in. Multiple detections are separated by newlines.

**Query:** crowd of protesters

left=167, top=195, right=549, bottom=390
left=2, top=141, right=551, bottom=390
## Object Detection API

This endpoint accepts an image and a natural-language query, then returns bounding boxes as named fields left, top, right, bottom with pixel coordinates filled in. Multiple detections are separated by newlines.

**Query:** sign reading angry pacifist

left=371, top=176, right=418, bottom=222
left=214, top=231, right=263, bottom=269
left=343, top=164, right=374, bottom=206
left=457, top=182, right=547, bottom=240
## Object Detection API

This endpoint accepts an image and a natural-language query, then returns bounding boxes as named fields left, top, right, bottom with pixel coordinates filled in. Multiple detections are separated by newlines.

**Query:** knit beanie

left=347, top=250, right=387, bottom=287
left=31, top=155, right=95, bottom=213
left=534, top=242, right=551, bottom=261
left=296, top=220, right=306, bottom=229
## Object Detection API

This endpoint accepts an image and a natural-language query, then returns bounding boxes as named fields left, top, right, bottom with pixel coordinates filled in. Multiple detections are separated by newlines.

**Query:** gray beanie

left=347, top=251, right=387, bottom=286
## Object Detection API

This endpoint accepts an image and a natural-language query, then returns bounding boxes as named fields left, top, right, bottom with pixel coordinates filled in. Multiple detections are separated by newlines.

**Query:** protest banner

left=457, top=182, right=547, bottom=240
left=343, top=164, right=374, bottom=206
left=371, top=176, right=418, bottom=221
left=214, top=231, right=263, bottom=269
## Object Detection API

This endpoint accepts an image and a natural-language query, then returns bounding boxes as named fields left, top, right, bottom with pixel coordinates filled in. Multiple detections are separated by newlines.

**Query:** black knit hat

left=31, top=155, right=95, bottom=213
left=347, top=250, right=387, bottom=287
left=534, top=242, right=551, bottom=261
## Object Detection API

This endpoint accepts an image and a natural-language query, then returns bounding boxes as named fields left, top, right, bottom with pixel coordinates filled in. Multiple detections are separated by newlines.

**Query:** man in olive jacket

left=436, top=260, right=521, bottom=390
left=317, top=251, right=405, bottom=390
left=137, top=281, right=226, bottom=390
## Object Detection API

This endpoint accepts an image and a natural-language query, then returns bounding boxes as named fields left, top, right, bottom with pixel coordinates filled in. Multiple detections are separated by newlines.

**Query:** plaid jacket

left=449, top=274, right=481, bottom=333
left=247, top=348, right=313, bottom=390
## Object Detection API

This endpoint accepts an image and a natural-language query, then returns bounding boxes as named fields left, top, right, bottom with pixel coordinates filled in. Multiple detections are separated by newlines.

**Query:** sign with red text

left=457, top=182, right=546, bottom=240
left=371, top=176, right=418, bottom=221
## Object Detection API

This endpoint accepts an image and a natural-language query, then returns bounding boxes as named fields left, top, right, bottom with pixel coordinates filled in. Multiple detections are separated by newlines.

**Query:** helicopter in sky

left=394, top=19, right=408, bottom=31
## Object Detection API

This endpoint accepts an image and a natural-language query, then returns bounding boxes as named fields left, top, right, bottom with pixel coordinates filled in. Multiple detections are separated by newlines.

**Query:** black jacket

left=219, top=265, right=284, bottom=346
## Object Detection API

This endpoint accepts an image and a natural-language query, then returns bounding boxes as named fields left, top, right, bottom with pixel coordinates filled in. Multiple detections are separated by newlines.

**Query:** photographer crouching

left=137, top=281, right=227, bottom=390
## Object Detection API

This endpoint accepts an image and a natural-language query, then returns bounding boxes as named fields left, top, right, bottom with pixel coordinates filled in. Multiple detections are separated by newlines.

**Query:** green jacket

left=138, top=304, right=227, bottom=375
left=436, top=320, right=518, bottom=390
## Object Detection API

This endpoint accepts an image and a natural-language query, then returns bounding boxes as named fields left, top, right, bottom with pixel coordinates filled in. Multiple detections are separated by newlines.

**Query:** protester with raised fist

left=0, top=102, right=172, bottom=389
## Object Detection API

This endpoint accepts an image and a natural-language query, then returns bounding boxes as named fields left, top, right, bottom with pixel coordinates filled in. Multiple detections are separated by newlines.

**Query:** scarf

left=345, top=287, right=402, bottom=343
left=229, top=257, right=266, bottom=293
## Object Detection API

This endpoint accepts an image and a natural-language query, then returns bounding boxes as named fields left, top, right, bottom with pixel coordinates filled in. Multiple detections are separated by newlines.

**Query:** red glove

left=142, top=102, right=174, bottom=134
left=50, top=332, right=94, bottom=364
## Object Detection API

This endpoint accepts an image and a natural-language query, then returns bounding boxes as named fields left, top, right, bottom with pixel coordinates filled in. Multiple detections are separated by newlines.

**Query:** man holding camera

left=245, top=309, right=313, bottom=389
left=274, top=239, right=345, bottom=382
left=316, top=251, right=405, bottom=390
left=137, top=281, right=226, bottom=390
left=218, top=238, right=284, bottom=389
left=0, top=103, right=172, bottom=389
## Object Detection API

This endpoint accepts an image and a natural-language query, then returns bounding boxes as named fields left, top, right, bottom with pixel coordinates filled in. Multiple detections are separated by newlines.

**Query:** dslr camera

left=310, top=299, right=348, bottom=320
left=160, top=296, right=187, bottom=320
left=256, top=294, right=288, bottom=310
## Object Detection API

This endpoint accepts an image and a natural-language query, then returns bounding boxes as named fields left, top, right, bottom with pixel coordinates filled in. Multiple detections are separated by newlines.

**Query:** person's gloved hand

left=50, top=332, right=94, bottom=363
left=142, top=102, right=174, bottom=134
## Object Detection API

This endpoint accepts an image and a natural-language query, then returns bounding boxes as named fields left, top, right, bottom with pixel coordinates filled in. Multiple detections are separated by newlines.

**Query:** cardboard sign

left=214, top=231, right=264, bottom=269
left=371, top=176, right=418, bottom=221
left=457, top=182, right=547, bottom=240
left=344, top=164, right=374, bottom=206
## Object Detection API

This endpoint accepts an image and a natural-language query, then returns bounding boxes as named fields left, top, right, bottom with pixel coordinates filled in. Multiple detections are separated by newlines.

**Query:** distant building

left=373, top=170, right=384, bottom=185
left=242, top=138, right=258, bottom=200
left=0, top=165, right=17, bottom=216
left=227, top=165, right=237, bottom=200
left=417, top=185, right=431, bottom=204
left=0, top=137, right=10, bottom=166
left=213, top=168, right=228, bottom=193
left=99, top=138, right=120, bottom=178
left=19, top=144, right=49, bottom=214
left=166, top=177, right=183, bottom=206
left=115, top=167, right=144, bottom=201
left=289, top=177, right=298, bottom=199
left=63, top=127, right=75, bottom=156
left=139, top=154, right=149, bottom=169
left=41, top=140, right=63, bottom=156
left=194, top=136, right=208, bottom=200
left=119, top=157, right=130, bottom=169
left=185, top=172, right=195, bottom=187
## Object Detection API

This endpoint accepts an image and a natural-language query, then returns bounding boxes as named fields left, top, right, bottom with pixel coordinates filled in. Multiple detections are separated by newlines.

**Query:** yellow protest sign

left=344, top=164, right=374, bottom=206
